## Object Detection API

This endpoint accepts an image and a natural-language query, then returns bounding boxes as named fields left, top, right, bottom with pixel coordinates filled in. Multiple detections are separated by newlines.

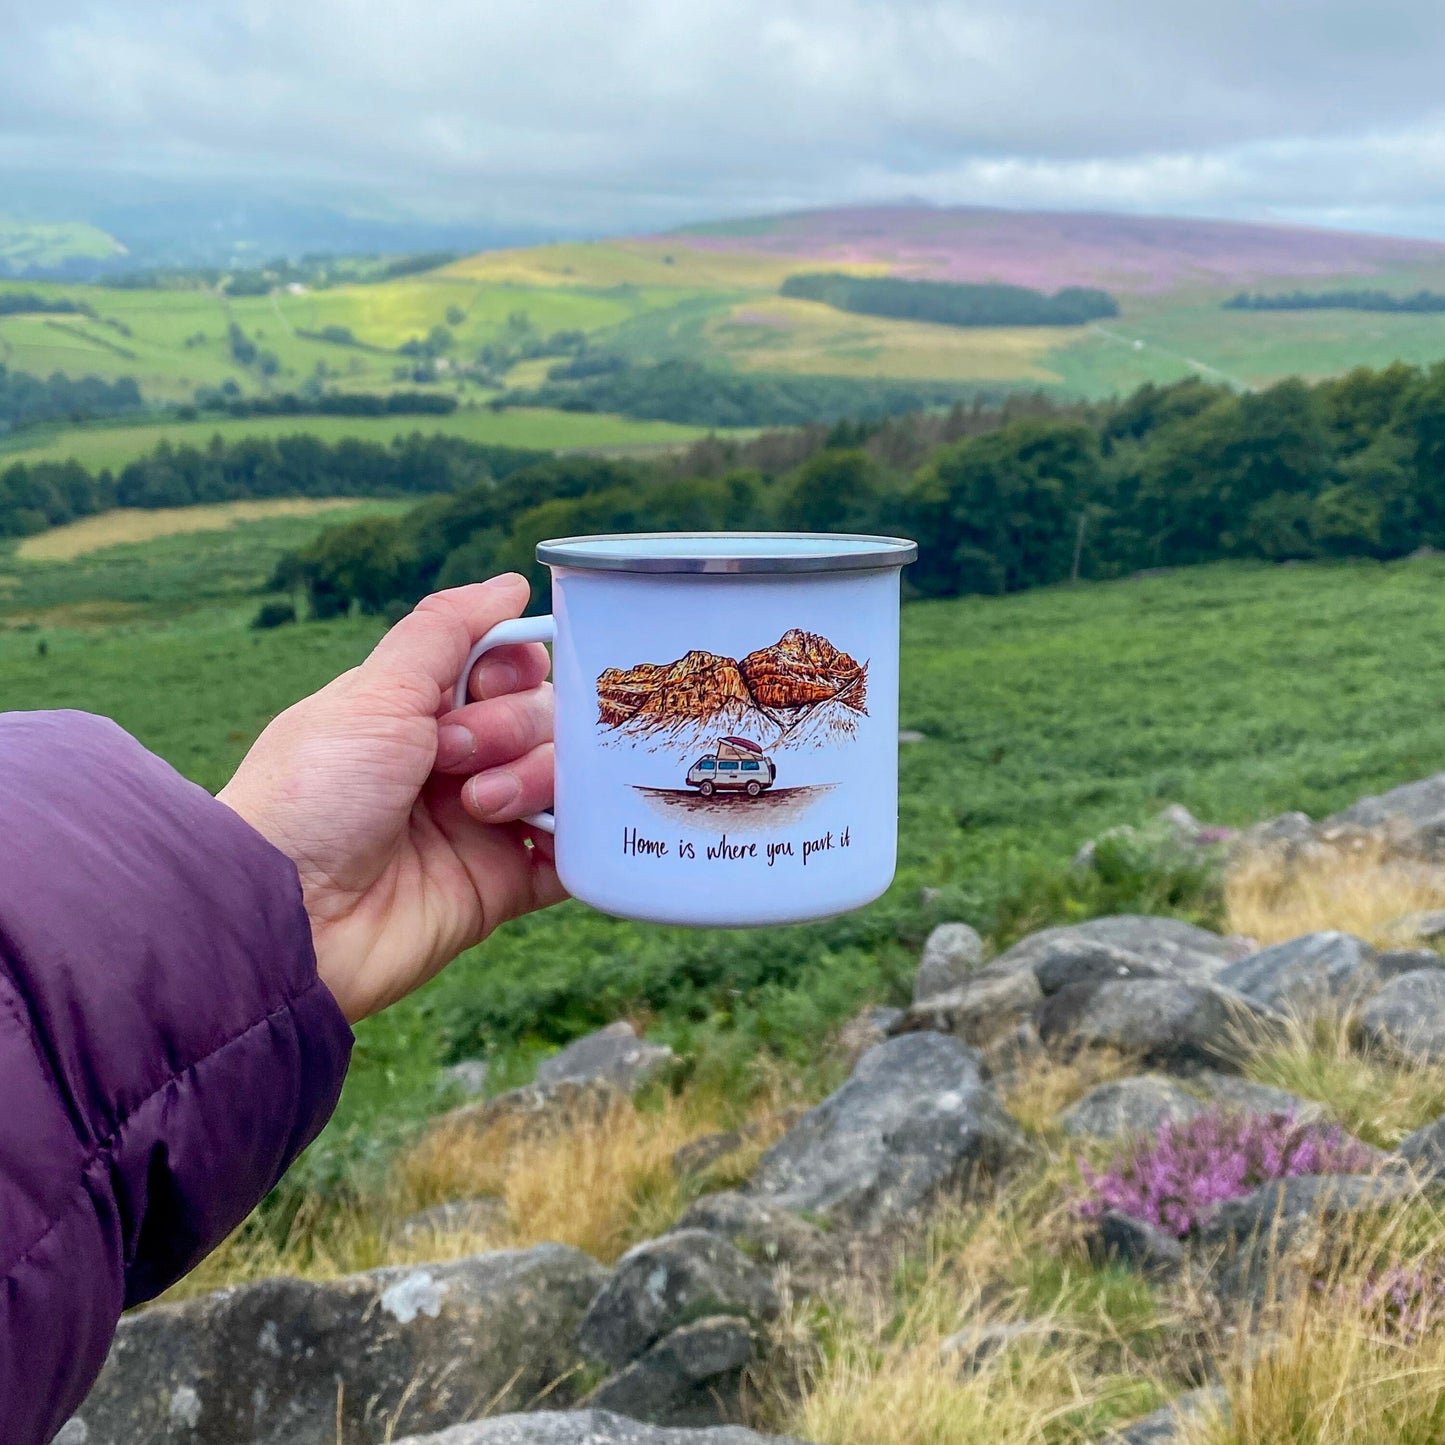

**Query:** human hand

left=218, top=575, right=565, bottom=1023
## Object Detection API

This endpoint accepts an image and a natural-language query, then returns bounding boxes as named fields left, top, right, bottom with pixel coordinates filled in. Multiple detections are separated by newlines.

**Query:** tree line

left=273, top=360, right=1445, bottom=618
left=0, top=433, right=547, bottom=538
left=0, top=363, right=142, bottom=434
left=0, top=294, right=95, bottom=317
left=1224, top=289, right=1445, bottom=313
left=779, top=273, right=1120, bottom=327
left=503, top=358, right=987, bottom=427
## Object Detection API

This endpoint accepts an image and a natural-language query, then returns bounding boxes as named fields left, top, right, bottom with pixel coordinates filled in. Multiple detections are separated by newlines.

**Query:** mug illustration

left=597, top=627, right=864, bottom=829
left=685, top=737, right=776, bottom=796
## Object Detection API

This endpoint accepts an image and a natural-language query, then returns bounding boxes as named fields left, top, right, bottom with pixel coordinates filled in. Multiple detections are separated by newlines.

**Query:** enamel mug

left=453, top=533, right=917, bottom=927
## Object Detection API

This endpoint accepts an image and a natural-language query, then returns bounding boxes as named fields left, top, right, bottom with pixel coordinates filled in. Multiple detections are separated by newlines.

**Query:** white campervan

left=685, top=737, right=777, bottom=797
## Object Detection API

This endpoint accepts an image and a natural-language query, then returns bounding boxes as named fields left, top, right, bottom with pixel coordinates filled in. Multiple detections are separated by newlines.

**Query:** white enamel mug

left=453, top=533, right=917, bottom=927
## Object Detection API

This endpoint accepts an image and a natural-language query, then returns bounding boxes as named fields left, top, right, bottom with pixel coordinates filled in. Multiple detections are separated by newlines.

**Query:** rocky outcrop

left=1359, top=968, right=1445, bottom=1065
left=536, top=1022, right=674, bottom=1094
left=748, top=1033, right=1029, bottom=1230
left=1215, top=931, right=1378, bottom=1014
left=583, top=1316, right=757, bottom=1428
left=913, top=922, right=985, bottom=1002
left=990, top=915, right=1240, bottom=985
left=1038, top=978, right=1277, bottom=1071
left=576, top=1232, right=779, bottom=1373
left=1059, top=1076, right=1207, bottom=1140
left=894, top=969, right=1042, bottom=1047
left=69, top=1246, right=607, bottom=1445
left=1325, top=772, right=1445, bottom=857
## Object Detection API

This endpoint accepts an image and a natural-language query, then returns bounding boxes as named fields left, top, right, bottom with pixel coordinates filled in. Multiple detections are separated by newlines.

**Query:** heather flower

left=1354, top=1262, right=1445, bottom=1342
left=1075, top=1108, right=1376, bottom=1239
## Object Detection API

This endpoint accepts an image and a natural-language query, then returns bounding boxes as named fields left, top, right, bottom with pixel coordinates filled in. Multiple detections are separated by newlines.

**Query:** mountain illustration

left=597, top=629, right=867, bottom=749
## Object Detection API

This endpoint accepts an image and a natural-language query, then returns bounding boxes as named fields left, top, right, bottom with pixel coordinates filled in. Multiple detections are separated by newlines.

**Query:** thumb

left=363, top=575, right=532, bottom=707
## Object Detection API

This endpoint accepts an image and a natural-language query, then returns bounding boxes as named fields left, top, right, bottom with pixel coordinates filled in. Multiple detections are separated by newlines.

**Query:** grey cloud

left=5, top=0, right=1445, bottom=235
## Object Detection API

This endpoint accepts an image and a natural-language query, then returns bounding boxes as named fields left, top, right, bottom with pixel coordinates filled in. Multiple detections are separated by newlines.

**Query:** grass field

left=0, top=406, right=713, bottom=471
left=11, top=215, right=1445, bottom=436
left=8, top=532, right=1445, bottom=1196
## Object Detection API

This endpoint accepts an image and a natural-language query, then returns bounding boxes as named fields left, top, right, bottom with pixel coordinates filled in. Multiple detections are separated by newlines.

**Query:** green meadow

left=0, top=406, right=714, bottom=471
left=10, top=240, right=1445, bottom=431
left=7, top=515, right=1445, bottom=1189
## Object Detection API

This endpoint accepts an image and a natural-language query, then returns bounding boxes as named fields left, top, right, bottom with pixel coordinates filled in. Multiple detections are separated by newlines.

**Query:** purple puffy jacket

left=0, top=711, right=354, bottom=1441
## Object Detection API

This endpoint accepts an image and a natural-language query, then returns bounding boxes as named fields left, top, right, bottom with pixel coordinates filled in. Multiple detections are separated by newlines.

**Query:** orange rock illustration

left=597, top=630, right=868, bottom=746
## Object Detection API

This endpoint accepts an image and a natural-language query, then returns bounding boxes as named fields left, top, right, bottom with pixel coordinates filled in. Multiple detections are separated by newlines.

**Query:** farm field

left=10, top=208, right=1445, bottom=434
left=6, top=529, right=1445, bottom=1190
left=0, top=406, right=713, bottom=471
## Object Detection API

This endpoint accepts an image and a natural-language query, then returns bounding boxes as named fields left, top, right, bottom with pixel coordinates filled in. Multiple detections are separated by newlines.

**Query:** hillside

left=9, top=206, right=1445, bottom=466
left=13, top=515, right=1445, bottom=1440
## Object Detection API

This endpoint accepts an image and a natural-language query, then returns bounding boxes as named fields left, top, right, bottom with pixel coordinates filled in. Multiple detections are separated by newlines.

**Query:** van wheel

left=698, top=780, right=715, bottom=796
left=745, top=780, right=762, bottom=797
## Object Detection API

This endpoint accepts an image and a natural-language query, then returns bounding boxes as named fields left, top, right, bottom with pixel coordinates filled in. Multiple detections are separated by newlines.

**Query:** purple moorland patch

left=1076, top=1108, right=1376, bottom=1239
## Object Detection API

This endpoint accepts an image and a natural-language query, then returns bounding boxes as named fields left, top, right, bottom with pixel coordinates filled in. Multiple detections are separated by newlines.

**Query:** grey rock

left=993, top=916, right=1237, bottom=984
left=939, top=1320, right=1061, bottom=1373
left=1038, top=979, right=1277, bottom=1072
left=898, top=729, right=927, bottom=745
left=896, top=969, right=1042, bottom=1046
left=1216, top=931, right=1378, bottom=1013
left=1231, top=811, right=1318, bottom=863
left=441, top=1058, right=490, bottom=1098
left=585, top=1316, right=755, bottom=1427
left=397, top=1197, right=508, bottom=1245
left=749, top=1033, right=1030, bottom=1231
left=1032, top=941, right=1169, bottom=997
left=536, top=1022, right=674, bottom=1093
left=1060, top=1076, right=1207, bottom=1139
left=1398, top=1114, right=1445, bottom=1179
left=1327, top=772, right=1445, bottom=856
left=1201, top=1174, right=1419, bottom=1306
left=1087, top=1211, right=1185, bottom=1280
left=576, top=1230, right=779, bottom=1371
left=914, top=923, right=986, bottom=1002
left=1192, top=1071, right=1325, bottom=1123
left=1382, top=910, right=1445, bottom=946
left=675, top=1192, right=832, bottom=1282
left=70, top=1246, right=608, bottom=1445
left=977, top=1020, right=1047, bottom=1082
left=1109, top=1387, right=1230, bottom=1444
left=440, top=1077, right=623, bottom=1145
left=1359, top=968, right=1445, bottom=1065
left=391, top=1412, right=807, bottom=1444
left=1376, top=948, right=1445, bottom=979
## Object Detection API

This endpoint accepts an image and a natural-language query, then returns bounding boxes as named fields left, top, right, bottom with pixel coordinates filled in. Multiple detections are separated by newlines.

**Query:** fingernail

left=436, top=724, right=475, bottom=769
left=474, top=659, right=520, bottom=697
left=466, top=770, right=521, bottom=816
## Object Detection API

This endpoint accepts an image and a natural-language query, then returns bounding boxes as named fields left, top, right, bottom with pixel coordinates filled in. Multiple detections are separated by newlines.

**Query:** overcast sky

left=4, top=0, right=1445, bottom=239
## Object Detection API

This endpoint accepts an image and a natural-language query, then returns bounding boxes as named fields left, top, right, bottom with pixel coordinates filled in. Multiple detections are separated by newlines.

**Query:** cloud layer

left=5, top=0, right=1445, bottom=236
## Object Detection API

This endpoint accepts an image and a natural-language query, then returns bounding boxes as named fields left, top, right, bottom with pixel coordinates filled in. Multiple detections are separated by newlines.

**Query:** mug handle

left=452, top=614, right=558, bottom=835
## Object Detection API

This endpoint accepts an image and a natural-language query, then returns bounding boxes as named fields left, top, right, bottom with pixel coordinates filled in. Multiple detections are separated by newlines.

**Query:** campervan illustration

left=685, top=737, right=777, bottom=797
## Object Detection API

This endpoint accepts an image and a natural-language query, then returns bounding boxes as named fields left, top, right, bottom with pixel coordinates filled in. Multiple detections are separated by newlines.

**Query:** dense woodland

left=272, top=361, right=1445, bottom=614
left=1224, top=288, right=1445, bottom=313
left=780, top=273, right=1120, bottom=326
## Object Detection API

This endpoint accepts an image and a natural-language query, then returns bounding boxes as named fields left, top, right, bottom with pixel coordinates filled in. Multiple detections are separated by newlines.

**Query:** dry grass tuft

left=994, top=1048, right=1138, bottom=1142
left=1243, top=1008, right=1445, bottom=1150
left=1225, top=836, right=1445, bottom=948
left=1207, top=1199, right=1445, bottom=1445
left=167, top=1087, right=792, bottom=1304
